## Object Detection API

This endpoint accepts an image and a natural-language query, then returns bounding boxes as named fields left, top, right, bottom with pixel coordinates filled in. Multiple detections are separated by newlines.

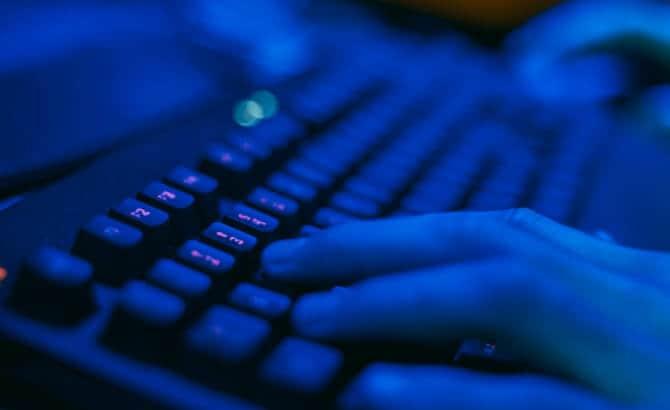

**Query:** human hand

left=507, top=0, right=670, bottom=132
left=262, top=209, right=670, bottom=409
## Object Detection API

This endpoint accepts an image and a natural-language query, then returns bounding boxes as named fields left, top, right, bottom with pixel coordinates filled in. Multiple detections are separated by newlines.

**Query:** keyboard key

left=313, top=208, right=358, bottom=228
left=358, top=165, right=410, bottom=191
left=139, top=182, right=199, bottom=238
left=147, top=259, right=211, bottom=302
left=202, top=222, right=258, bottom=270
left=72, top=215, right=146, bottom=283
left=200, top=145, right=255, bottom=196
left=185, top=306, right=271, bottom=364
left=110, top=198, right=172, bottom=245
left=247, top=188, right=299, bottom=231
left=165, top=166, right=219, bottom=223
left=227, top=283, right=291, bottom=320
left=330, top=192, right=381, bottom=218
left=177, top=240, right=235, bottom=277
left=299, top=147, right=351, bottom=177
left=105, top=281, right=185, bottom=355
left=12, top=247, right=93, bottom=323
left=267, top=173, right=318, bottom=205
left=260, top=338, right=343, bottom=395
left=116, top=280, right=185, bottom=327
left=224, top=204, right=280, bottom=244
left=344, top=177, right=395, bottom=205
left=227, top=134, right=273, bottom=162
left=285, top=159, right=335, bottom=190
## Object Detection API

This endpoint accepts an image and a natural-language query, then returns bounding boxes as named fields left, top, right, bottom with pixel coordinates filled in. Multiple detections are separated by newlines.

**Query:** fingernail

left=262, top=238, right=306, bottom=277
left=292, top=292, right=342, bottom=337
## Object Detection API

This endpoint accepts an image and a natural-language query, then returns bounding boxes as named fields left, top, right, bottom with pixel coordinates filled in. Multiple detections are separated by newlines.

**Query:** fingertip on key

left=291, top=291, right=342, bottom=338
left=261, top=238, right=307, bottom=278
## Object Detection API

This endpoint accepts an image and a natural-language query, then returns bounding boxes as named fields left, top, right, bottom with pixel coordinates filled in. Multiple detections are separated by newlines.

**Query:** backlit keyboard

left=0, top=31, right=614, bottom=409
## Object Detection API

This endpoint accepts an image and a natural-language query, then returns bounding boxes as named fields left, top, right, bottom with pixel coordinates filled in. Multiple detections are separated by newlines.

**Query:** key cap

left=110, top=198, right=172, bottom=246
left=358, top=165, right=410, bottom=191
left=227, top=134, right=273, bottom=162
left=313, top=208, right=358, bottom=228
left=259, top=338, right=343, bottom=395
left=330, top=192, right=380, bottom=218
left=299, top=147, right=352, bottom=177
left=138, top=182, right=199, bottom=238
left=267, top=173, right=318, bottom=206
left=177, top=240, right=236, bottom=278
left=249, top=113, right=304, bottom=150
left=147, top=259, right=211, bottom=303
left=200, top=145, right=255, bottom=197
left=185, top=306, right=271, bottom=365
left=224, top=204, right=280, bottom=245
left=202, top=222, right=258, bottom=270
left=11, top=247, right=94, bottom=323
left=165, top=166, right=219, bottom=224
left=227, top=283, right=291, bottom=320
left=344, top=177, right=395, bottom=205
left=247, top=188, right=299, bottom=232
left=72, top=215, right=146, bottom=283
left=285, top=159, right=335, bottom=190
left=105, top=281, right=185, bottom=356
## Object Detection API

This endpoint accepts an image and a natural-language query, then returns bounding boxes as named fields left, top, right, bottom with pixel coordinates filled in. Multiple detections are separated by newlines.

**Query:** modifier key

left=11, top=247, right=94, bottom=323
left=104, top=281, right=185, bottom=358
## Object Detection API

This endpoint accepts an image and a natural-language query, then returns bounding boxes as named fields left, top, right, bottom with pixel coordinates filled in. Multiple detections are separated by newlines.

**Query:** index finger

left=261, top=211, right=546, bottom=284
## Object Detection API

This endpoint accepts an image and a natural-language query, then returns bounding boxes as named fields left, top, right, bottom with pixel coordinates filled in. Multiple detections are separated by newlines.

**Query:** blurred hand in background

left=390, top=0, right=670, bottom=134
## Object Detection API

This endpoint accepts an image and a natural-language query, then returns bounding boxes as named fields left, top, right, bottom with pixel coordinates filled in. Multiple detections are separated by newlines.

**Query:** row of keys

left=104, top=275, right=340, bottom=397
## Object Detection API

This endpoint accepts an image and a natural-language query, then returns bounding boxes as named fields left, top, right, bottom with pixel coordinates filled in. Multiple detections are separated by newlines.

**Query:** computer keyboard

left=0, top=29, right=616, bottom=409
